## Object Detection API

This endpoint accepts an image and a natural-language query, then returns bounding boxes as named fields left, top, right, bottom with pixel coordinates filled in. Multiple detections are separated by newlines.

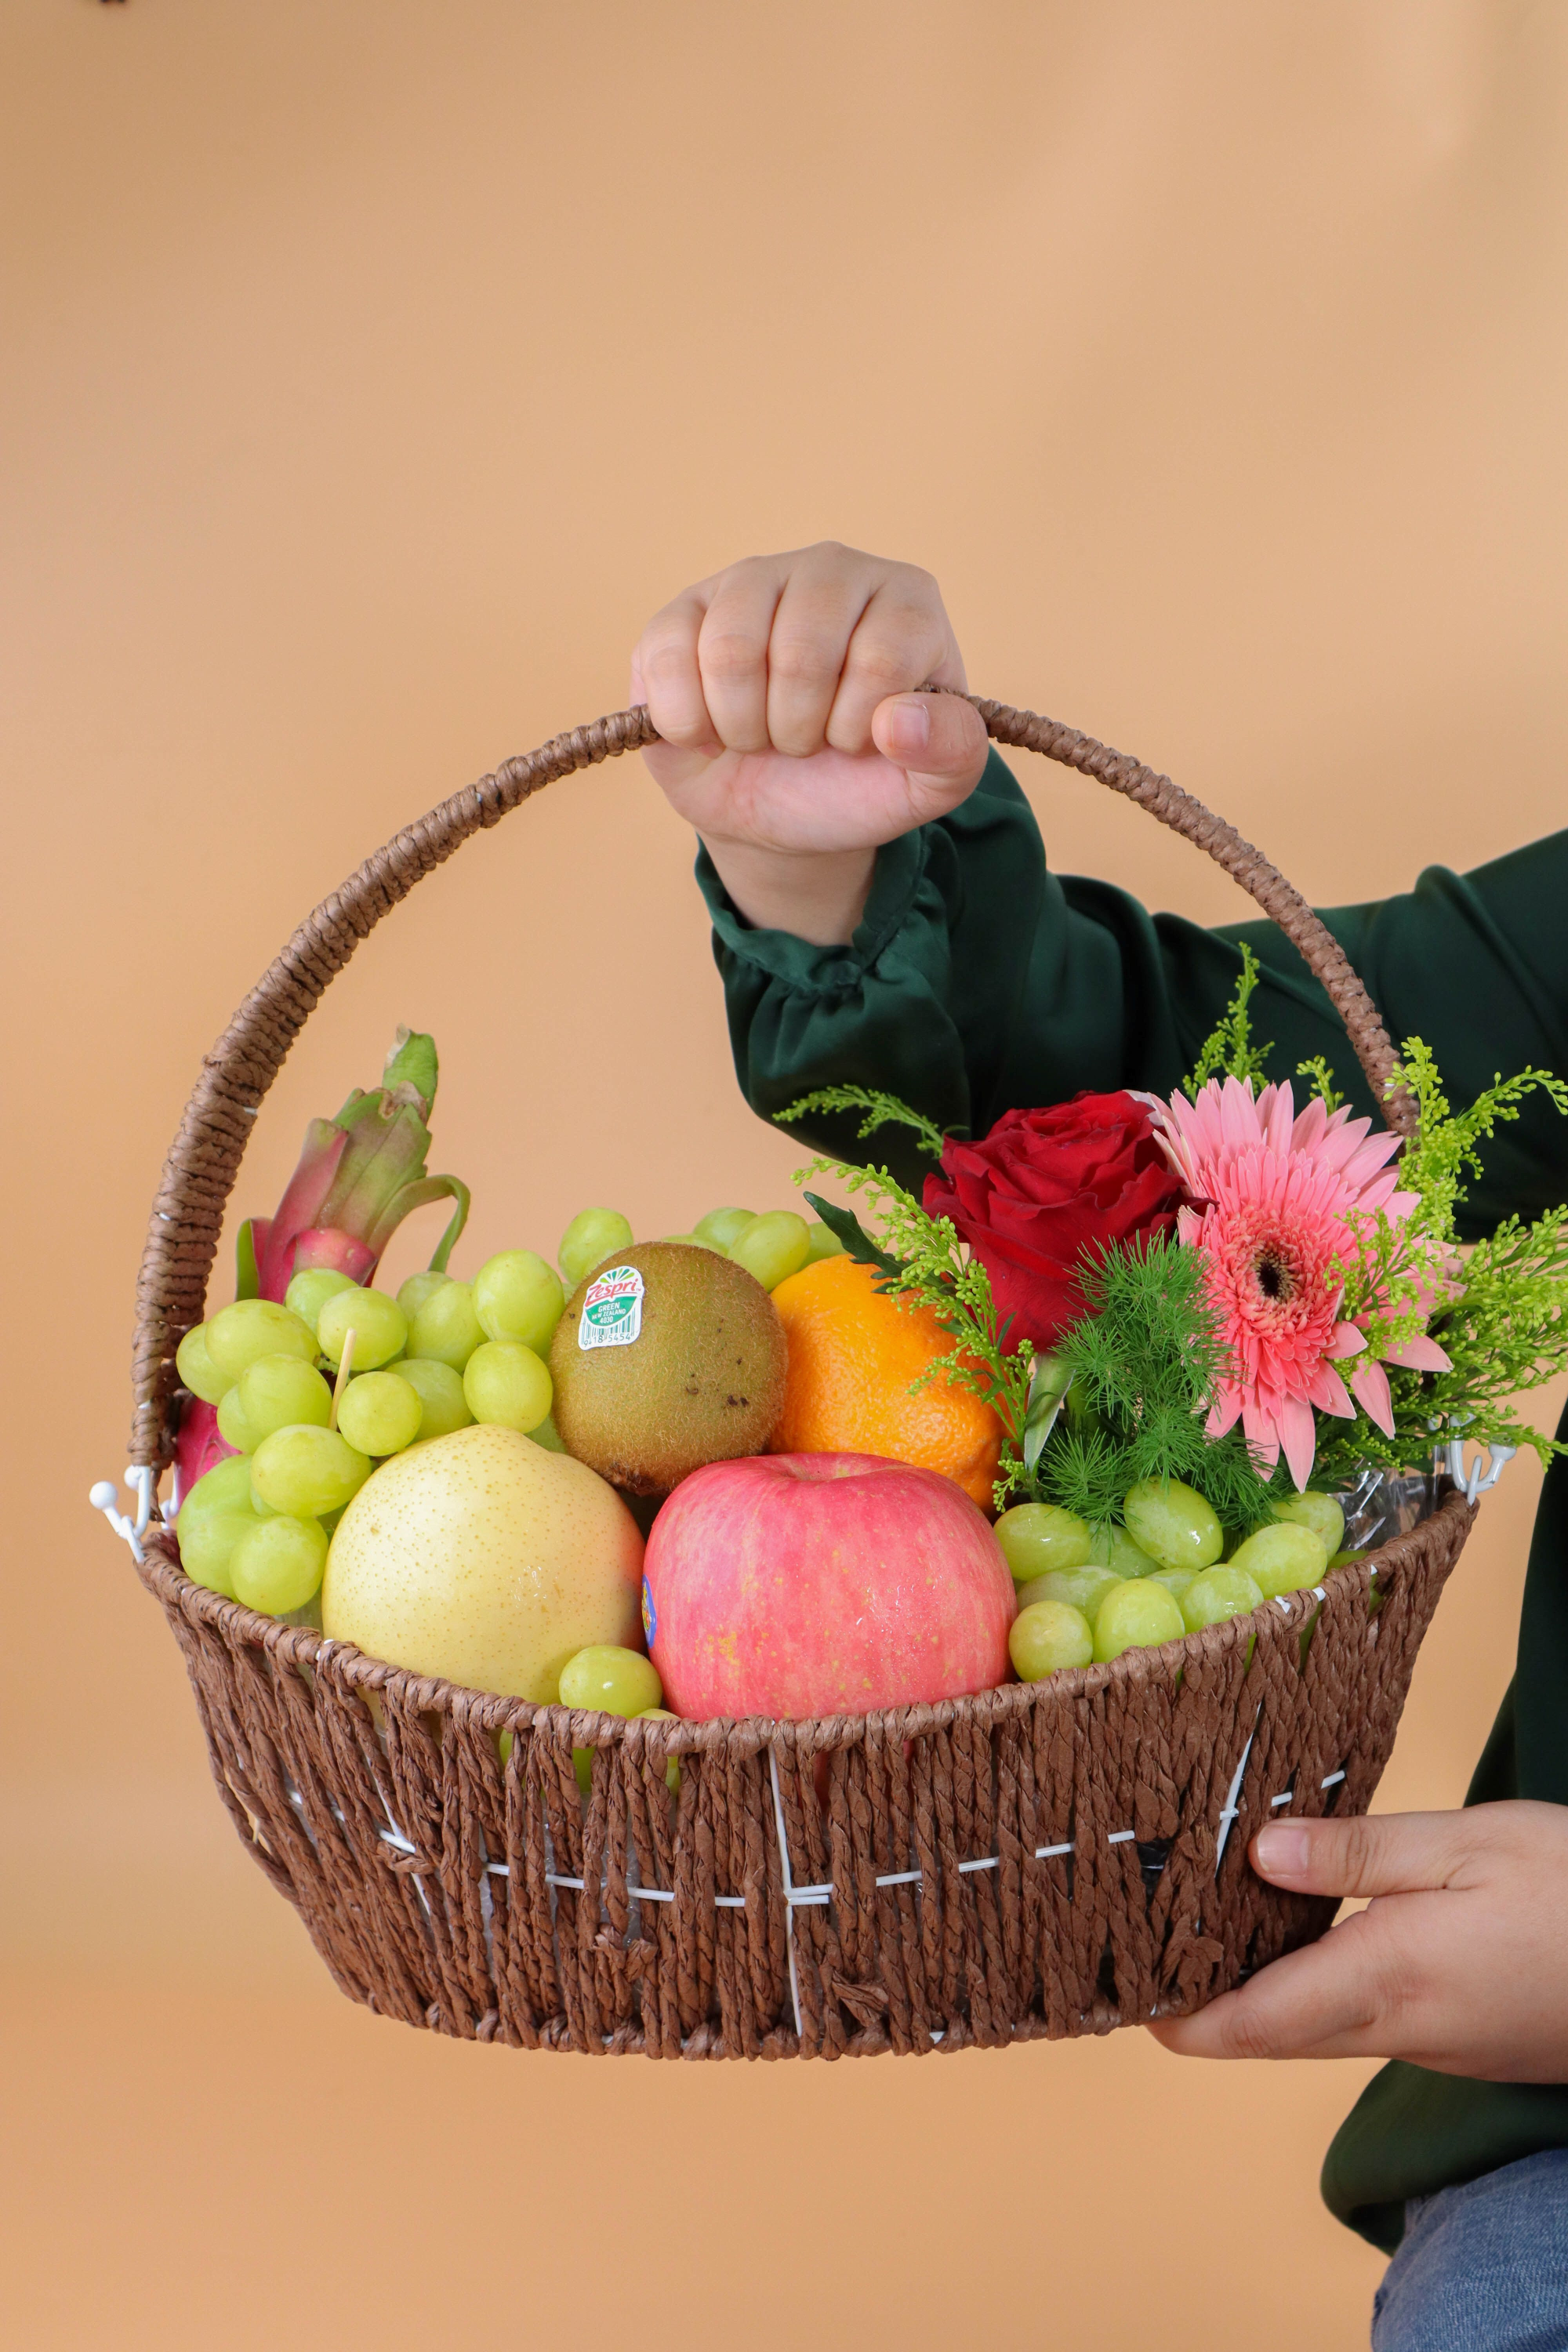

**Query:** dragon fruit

left=174, top=1029, right=469, bottom=1500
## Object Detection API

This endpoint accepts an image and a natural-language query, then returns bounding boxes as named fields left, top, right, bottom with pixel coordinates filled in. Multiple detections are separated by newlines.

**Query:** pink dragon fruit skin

left=286, top=1226, right=378, bottom=1288
left=253, top=1122, right=351, bottom=1301
left=172, top=1399, right=234, bottom=1510
left=172, top=1030, right=469, bottom=1484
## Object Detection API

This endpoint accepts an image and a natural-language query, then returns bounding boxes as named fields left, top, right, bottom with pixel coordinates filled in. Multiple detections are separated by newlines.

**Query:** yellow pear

left=322, top=1422, right=644, bottom=1702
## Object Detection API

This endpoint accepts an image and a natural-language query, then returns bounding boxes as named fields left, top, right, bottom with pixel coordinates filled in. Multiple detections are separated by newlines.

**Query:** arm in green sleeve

left=699, top=750, right=1568, bottom=1236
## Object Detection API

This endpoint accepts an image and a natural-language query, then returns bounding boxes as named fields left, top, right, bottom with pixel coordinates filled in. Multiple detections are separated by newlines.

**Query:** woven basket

left=127, top=698, right=1474, bottom=2057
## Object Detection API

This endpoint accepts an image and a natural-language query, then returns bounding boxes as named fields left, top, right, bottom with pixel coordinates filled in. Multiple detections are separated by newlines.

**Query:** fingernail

left=1254, top=1824, right=1312, bottom=1879
left=884, top=698, right=930, bottom=754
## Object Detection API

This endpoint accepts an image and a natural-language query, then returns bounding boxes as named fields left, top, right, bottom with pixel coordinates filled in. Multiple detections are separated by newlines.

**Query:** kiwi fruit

left=550, top=1240, right=786, bottom=1495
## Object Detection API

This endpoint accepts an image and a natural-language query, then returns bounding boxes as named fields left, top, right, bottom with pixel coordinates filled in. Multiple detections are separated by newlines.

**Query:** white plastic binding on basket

left=1444, top=1434, right=1515, bottom=1508
left=88, top=1468, right=155, bottom=1565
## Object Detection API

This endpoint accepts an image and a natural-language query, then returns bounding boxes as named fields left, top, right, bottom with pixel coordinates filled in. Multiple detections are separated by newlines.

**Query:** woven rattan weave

left=127, top=699, right=1472, bottom=2056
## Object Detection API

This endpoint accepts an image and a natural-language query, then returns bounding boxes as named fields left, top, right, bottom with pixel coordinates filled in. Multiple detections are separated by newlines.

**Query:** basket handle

left=129, top=697, right=1411, bottom=1471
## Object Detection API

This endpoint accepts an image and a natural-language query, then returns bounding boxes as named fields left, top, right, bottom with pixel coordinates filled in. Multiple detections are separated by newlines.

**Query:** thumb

left=1251, top=1810, right=1477, bottom=1901
left=871, top=691, right=989, bottom=815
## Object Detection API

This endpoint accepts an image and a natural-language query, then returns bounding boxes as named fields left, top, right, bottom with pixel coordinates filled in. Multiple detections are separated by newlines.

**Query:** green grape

left=805, top=1219, right=846, bottom=1264
left=406, top=1279, right=485, bottom=1371
left=238, top=1353, right=332, bottom=1443
left=694, top=1207, right=756, bottom=1250
left=1092, top=1578, right=1186, bottom=1663
left=250, top=1424, right=372, bottom=1518
left=1272, top=1490, right=1346, bottom=1558
left=1014, top=1564, right=1123, bottom=1624
left=1010, top=1600, right=1094, bottom=1680
left=175, top=1323, right=230, bottom=1406
left=560, top=1208, right=634, bottom=1290
left=206, top=1298, right=318, bottom=1382
left=1123, top=1477, right=1225, bottom=1573
left=395, top=1356, right=473, bottom=1442
left=527, top=1410, right=568, bottom=1455
left=994, top=1503, right=1094, bottom=1584
left=229, top=1514, right=328, bottom=1615
left=573, top=1747, right=597, bottom=1798
left=178, top=1503, right=257, bottom=1596
left=216, top=1385, right=262, bottom=1453
left=635, top=1706, right=683, bottom=1794
left=338, top=1370, right=423, bottom=1457
left=1228, top=1521, right=1329, bottom=1599
left=180, top=1454, right=259, bottom=1521
left=559, top=1644, right=662, bottom=1715
left=463, top=1340, right=552, bottom=1434
left=662, top=1233, right=724, bottom=1251
left=474, top=1250, right=566, bottom=1352
left=396, top=1269, right=451, bottom=1323
left=1328, top=1546, right=1369, bottom=1571
left=1180, top=1564, right=1265, bottom=1633
left=316, top=1286, right=408, bottom=1372
left=284, top=1268, right=356, bottom=1337
left=728, top=1209, right=811, bottom=1290
left=1149, top=1565, right=1197, bottom=1601
left=1089, top=1524, right=1158, bottom=1577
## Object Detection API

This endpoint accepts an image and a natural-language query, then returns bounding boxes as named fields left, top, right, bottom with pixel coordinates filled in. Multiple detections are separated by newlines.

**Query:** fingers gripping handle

left=129, top=697, right=1410, bottom=1475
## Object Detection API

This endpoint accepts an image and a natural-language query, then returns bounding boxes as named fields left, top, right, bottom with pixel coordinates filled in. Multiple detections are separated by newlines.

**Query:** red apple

left=642, top=1451, right=1016, bottom=1720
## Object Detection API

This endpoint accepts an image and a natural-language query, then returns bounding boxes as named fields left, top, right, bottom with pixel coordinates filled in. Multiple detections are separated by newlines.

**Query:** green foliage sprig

left=1392, top=1039, right=1568, bottom=1247
left=1318, top=1041, right=1568, bottom=1474
left=1187, top=942, right=1355, bottom=1114
left=1295, top=1055, right=1345, bottom=1114
left=1185, top=943, right=1271, bottom=1097
left=775, top=1085, right=949, bottom=1161
left=1040, top=1240, right=1279, bottom=1535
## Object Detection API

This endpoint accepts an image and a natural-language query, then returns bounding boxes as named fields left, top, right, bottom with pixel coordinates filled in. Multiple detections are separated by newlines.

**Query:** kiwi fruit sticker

left=579, top=1265, right=644, bottom=1349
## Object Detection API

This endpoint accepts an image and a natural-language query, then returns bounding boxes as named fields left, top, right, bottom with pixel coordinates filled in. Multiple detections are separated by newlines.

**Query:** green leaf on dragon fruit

left=234, top=1218, right=263, bottom=1302
left=801, top=1192, right=904, bottom=1281
left=318, top=1094, right=434, bottom=1239
left=366, top=1174, right=471, bottom=1272
left=382, top=1025, right=438, bottom=1115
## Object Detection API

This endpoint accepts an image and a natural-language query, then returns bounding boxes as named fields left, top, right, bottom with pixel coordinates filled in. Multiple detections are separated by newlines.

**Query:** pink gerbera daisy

left=1145, top=1077, right=1451, bottom=1490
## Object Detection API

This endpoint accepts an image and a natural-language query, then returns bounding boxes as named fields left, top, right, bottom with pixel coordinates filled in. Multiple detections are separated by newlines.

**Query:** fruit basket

left=112, top=698, right=1482, bottom=2056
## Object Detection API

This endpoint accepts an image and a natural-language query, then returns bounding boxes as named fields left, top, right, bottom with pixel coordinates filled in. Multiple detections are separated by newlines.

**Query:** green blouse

left=697, top=750, right=1568, bottom=2252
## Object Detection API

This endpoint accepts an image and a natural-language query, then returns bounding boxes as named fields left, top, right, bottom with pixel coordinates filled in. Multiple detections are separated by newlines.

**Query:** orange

left=769, top=1254, right=1004, bottom=1510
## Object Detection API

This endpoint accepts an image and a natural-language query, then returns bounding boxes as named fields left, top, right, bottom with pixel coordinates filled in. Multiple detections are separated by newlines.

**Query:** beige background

left=5, top=3, right=1566, bottom=2346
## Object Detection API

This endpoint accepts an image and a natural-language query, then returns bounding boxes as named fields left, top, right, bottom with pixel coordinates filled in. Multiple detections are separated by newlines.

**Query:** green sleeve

left=699, top=750, right=1568, bottom=1236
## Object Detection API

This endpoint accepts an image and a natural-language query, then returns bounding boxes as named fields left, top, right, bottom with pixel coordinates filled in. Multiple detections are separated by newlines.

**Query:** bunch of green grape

left=542, top=1199, right=844, bottom=1298
left=173, top=1240, right=574, bottom=1617
left=651, top=1204, right=844, bottom=1290
left=994, top=1483, right=1354, bottom=1682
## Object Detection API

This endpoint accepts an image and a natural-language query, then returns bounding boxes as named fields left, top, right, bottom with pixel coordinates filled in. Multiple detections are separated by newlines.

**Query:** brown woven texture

left=127, top=696, right=1465, bottom=2056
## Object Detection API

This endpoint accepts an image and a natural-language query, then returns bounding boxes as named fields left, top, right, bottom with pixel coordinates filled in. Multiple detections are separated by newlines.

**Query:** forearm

left=700, top=837, right=874, bottom=947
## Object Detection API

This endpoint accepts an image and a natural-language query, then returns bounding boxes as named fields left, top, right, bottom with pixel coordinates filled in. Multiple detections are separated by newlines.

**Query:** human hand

left=632, top=543, right=989, bottom=944
left=1148, top=1802, right=1568, bottom=2079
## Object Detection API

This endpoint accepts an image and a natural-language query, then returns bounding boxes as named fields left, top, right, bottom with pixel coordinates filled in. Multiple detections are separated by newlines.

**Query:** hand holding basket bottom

left=1150, top=1803, right=1568, bottom=2078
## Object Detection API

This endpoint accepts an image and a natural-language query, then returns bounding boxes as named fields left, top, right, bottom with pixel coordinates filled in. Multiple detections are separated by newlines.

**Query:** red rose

left=922, top=1093, right=1185, bottom=1352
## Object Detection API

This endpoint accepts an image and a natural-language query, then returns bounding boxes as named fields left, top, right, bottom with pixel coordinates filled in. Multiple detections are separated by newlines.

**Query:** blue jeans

left=1372, top=2148, right=1568, bottom=2350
